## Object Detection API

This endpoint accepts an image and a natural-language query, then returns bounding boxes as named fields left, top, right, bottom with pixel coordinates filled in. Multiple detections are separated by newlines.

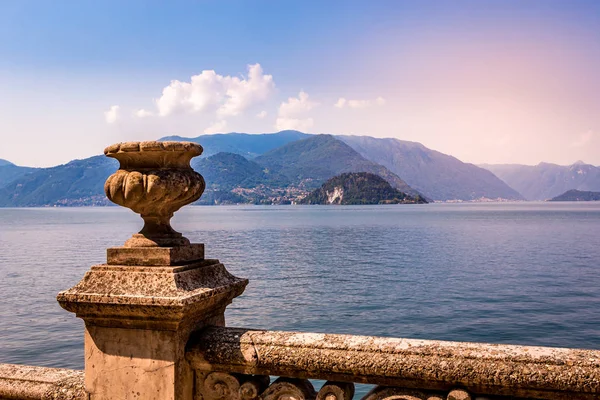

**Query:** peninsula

left=300, top=172, right=427, bottom=205
left=550, top=189, right=600, bottom=201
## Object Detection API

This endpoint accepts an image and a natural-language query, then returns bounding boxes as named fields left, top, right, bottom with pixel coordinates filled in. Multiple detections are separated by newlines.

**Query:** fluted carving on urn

left=104, top=141, right=205, bottom=247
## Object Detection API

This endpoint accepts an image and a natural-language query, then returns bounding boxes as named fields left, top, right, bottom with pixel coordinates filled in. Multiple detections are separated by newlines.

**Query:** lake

left=1, top=203, right=599, bottom=396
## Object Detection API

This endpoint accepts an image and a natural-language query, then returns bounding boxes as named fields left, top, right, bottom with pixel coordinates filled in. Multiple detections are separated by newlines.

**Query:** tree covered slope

left=301, top=172, right=427, bottom=205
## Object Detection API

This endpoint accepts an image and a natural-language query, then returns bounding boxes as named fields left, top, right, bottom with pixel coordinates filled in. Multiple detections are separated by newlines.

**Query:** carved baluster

left=361, top=386, right=445, bottom=400
left=240, top=375, right=271, bottom=400
left=317, top=381, right=355, bottom=400
left=447, top=389, right=471, bottom=400
left=201, top=372, right=240, bottom=400
left=260, top=377, right=317, bottom=400
left=196, top=371, right=269, bottom=400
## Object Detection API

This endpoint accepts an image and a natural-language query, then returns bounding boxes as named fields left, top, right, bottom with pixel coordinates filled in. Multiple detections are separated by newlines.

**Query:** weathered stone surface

left=187, top=327, right=600, bottom=400
left=57, top=259, right=248, bottom=330
left=83, top=325, right=198, bottom=400
left=104, top=141, right=205, bottom=248
left=107, top=243, right=204, bottom=266
left=0, top=363, right=86, bottom=400
left=58, top=256, right=248, bottom=400
left=58, top=255, right=247, bottom=400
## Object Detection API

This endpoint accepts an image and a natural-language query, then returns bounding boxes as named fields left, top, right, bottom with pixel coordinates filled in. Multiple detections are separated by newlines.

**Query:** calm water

left=1, top=203, right=599, bottom=395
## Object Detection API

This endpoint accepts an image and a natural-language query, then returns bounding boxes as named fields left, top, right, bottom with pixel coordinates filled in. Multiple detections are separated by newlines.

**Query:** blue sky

left=1, top=0, right=599, bottom=166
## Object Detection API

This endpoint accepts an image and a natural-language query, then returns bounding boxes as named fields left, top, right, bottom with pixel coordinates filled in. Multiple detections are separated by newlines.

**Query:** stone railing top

left=187, top=326, right=600, bottom=400
left=0, top=363, right=86, bottom=400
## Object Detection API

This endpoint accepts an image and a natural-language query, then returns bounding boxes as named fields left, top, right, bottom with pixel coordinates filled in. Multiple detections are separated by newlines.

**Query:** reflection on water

left=1, top=203, right=599, bottom=396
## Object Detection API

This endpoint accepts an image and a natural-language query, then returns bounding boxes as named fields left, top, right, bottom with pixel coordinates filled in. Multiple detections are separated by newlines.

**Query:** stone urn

left=58, top=140, right=247, bottom=400
left=104, top=141, right=205, bottom=247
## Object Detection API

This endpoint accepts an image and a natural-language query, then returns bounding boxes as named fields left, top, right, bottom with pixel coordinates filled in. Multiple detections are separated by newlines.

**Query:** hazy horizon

left=1, top=0, right=599, bottom=167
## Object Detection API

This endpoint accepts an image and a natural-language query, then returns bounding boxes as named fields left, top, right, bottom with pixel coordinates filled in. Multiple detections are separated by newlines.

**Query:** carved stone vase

left=104, top=141, right=205, bottom=247
left=58, top=140, right=248, bottom=400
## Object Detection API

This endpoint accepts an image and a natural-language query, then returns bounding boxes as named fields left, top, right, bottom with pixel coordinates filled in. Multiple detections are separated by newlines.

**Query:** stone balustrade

left=2, top=329, right=600, bottom=400
left=187, top=326, right=600, bottom=400
left=0, top=364, right=85, bottom=400
left=0, top=141, right=598, bottom=400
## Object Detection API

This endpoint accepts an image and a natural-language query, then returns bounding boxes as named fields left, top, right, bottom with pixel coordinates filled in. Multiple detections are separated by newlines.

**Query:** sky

left=0, top=0, right=599, bottom=167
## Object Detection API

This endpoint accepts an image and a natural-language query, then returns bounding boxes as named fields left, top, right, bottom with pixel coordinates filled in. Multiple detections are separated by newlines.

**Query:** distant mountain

left=550, top=189, right=600, bottom=202
left=192, top=152, right=291, bottom=205
left=0, top=163, right=38, bottom=188
left=300, top=172, right=427, bottom=205
left=161, top=130, right=309, bottom=158
left=193, top=152, right=288, bottom=190
left=481, top=161, right=600, bottom=200
left=0, top=156, right=117, bottom=207
left=254, top=134, right=421, bottom=197
left=339, top=136, right=524, bottom=201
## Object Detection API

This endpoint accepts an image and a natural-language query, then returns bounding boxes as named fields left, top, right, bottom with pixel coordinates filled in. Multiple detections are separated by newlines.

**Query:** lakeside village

left=49, top=185, right=518, bottom=207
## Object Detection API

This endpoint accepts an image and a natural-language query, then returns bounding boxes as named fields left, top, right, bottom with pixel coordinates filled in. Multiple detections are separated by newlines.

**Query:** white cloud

left=135, top=109, right=153, bottom=118
left=256, top=110, right=268, bottom=119
left=155, top=70, right=225, bottom=116
left=334, top=96, right=386, bottom=109
left=154, top=64, right=275, bottom=118
left=334, top=98, right=347, bottom=108
left=279, top=91, right=317, bottom=117
left=347, top=99, right=370, bottom=109
left=204, top=120, right=227, bottom=134
left=571, top=131, right=593, bottom=147
left=217, top=64, right=275, bottom=117
left=104, top=105, right=120, bottom=124
left=275, top=91, right=317, bottom=131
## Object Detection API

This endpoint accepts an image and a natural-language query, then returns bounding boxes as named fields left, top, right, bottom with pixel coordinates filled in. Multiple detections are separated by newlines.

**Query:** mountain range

left=481, top=161, right=600, bottom=200
left=0, top=130, right=597, bottom=206
left=174, top=132, right=520, bottom=201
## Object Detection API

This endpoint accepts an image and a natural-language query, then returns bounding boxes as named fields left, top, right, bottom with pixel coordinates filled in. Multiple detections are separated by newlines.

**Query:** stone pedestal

left=58, top=251, right=247, bottom=400
left=56, top=141, right=248, bottom=400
